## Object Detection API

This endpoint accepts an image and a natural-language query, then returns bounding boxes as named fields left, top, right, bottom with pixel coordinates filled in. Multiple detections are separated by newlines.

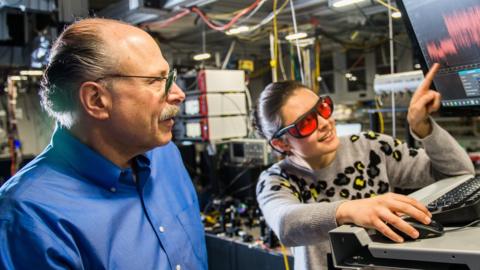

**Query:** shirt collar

left=135, top=152, right=152, bottom=169
left=50, top=125, right=152, bottom=191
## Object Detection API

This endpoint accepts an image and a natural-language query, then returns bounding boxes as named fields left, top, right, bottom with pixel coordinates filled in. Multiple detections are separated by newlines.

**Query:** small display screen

left=232, top=143, right=245, bottom=158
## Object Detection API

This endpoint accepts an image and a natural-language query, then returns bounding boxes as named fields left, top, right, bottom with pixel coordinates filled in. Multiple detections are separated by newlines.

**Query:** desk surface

left=369, top=226, right=480, bottom=263
left=330, top=224, right=480, bottom=270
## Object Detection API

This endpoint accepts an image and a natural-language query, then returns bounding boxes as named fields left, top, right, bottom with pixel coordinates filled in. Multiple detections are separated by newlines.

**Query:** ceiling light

left=194, top=22, right=211, bottom=61
left=226, top=26, right=250, bottom=35
left=9, top=76, right=28, bottom=81
left=285, top=32, right=308, bottom=41
left=193, top=53, right=211, bottom=61
left=391, top=11, right=402, bottom=19
left=345, top=73, right=353, bottom=79
left=330, top=0, right=367, bottom=8
left=291, top=37, right=315, bottom=47
left=20, top=70, right=43, bottom=76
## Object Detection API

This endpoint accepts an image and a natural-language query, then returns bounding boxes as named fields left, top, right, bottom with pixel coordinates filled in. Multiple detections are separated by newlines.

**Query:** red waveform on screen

left=426, top=6, right=480, bottom=62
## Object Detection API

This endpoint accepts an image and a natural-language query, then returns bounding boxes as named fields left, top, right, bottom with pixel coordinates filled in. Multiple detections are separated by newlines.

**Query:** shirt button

left=110, top=187, right=116, bottom=192
left=159, top=226, right=165, bottom=233
left=176, top=265, right=181, bottom=270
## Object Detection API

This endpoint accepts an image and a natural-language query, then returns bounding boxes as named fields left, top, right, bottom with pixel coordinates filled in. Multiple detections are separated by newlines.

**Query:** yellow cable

left=277, top=0, right=290, bottom=15
left=374, top=0, right=400, bottom=13
left=272, top=0, right=279, bottom=79
left=235, top=0, right=288, bottom=39
left=375, top=96, right=385, bottom=133
left=280, top=244, right=290, bottom=270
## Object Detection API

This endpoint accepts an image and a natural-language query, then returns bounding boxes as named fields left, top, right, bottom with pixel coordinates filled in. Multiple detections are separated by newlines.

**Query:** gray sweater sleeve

left=256, top=169, right=346, bottom=247
left=386, top=118, right=474, bottom=188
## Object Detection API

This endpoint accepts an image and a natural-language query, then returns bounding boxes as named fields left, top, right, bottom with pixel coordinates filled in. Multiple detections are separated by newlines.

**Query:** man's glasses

left=94, top=68, right=177, bottom=96
left=271, top=95, right=333, bottom=140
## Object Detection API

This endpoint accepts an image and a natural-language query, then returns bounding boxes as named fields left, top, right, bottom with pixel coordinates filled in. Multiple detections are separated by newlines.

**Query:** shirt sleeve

left=256, top=167, right=346, bottom=247
left=384, top=118, right=474, bottom=189
left=0, top=206, right=80, bottom=269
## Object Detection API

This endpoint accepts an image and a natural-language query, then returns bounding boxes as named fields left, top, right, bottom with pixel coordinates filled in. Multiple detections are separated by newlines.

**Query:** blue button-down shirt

left=0, top=127, right=207, bottom=269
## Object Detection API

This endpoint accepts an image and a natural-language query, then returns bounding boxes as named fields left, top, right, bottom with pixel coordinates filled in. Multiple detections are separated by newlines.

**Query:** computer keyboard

left=427, top=176, right=480, bottom=226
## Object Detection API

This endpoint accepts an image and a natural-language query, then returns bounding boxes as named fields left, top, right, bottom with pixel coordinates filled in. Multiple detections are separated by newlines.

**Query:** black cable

left=221, top=160, right=255, bottom=195
left=186, top=78, right=197, bottom=91
left=230, top=182, right=256, bottom=196
left=444, top=219, right=480, bottom=233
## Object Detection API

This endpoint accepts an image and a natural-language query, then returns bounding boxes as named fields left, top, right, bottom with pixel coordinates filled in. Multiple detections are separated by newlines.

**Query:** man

left=0, top=18, right=207, bottom=269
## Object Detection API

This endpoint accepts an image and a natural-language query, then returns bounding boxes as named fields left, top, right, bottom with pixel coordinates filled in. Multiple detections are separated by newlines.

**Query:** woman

left=253, top=64, right=474, bottom=270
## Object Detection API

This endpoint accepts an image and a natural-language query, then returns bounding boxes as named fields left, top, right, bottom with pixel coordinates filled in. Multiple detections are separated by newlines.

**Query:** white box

left=183, top=116, right=247, bottom=141
left=198, top=70, right=245, bottom=93
left=184, top=93, right=247, bottom=116
left=373, top=70, right=424, bottom=94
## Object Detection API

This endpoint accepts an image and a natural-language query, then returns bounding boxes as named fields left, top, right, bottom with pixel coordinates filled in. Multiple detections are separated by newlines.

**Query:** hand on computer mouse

left=388, top=217, right=444, bottom=241
left=336, top=192, right=432, bottom=243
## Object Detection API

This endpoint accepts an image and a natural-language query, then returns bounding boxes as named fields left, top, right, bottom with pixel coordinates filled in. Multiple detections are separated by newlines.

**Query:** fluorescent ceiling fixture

left=193, top=52, right=211, bottom=61
left=291, top=37, right=315, bottom=47
left=20, top=70, right=43, bottom=76
left=9, top=76, right=28, bottom=81
left=226, top=26, right=250, bottom=35
left=330, top=0, right=367, bottom=8
left=285, top=32, right=307, bottom=41
left=391, top=11, right=402, bottom=18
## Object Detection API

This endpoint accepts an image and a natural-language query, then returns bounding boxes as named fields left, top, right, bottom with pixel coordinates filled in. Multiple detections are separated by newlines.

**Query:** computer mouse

left=390, top=217, right=444, bottom=240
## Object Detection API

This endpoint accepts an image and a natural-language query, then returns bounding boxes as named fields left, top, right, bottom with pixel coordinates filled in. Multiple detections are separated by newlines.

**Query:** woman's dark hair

left=40, top=18, right=126, bottom=128
left=252, top=80, right=308, bottom=140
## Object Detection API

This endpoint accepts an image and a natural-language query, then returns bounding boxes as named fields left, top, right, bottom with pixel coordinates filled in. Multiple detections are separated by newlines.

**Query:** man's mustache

left=159, top=105, right=180, bottom=121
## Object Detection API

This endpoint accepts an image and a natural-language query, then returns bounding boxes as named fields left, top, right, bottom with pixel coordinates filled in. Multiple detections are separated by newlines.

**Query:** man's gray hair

left=40, top=18, right=124, bottom=128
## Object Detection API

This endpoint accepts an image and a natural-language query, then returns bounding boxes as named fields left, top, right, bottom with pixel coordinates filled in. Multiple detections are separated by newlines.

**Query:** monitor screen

left=232, top=143, right=245, bottom=158
left=398, top=0, right=480, bottom=115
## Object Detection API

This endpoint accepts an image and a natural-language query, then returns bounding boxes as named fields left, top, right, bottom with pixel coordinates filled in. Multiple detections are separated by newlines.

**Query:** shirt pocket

left=176, top=204, right=207, bottom=264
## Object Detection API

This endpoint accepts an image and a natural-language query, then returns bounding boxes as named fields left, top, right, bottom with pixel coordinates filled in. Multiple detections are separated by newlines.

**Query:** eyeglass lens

left=287, top=97, right=333, bottom=138
left=165, top=69, right=177, bottom=95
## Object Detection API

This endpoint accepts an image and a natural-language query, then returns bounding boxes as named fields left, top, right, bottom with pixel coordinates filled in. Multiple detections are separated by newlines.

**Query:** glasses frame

left=94, top=68, right=177, bottom=96
left=271, top=95, right=333, bottom=140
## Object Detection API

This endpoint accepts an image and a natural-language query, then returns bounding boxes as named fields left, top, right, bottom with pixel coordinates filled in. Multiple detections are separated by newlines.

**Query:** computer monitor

left=397, top=0, right=480, bottom=116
